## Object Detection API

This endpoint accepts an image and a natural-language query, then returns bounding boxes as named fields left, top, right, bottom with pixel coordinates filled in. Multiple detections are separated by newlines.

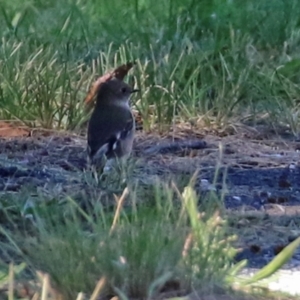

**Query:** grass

left=0, top=182, right=236, bottom=298
left=0, top=180, right=298, bottom=300
left=1, top=178, right=300, bottom=299
left=1, top=0, right=300, bottom=299
left=1, top=0, right=300, bottom=133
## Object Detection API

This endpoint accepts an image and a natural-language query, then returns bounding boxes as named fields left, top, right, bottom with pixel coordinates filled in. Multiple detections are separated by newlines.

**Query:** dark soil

left=0, top=125, right=300, bottom=270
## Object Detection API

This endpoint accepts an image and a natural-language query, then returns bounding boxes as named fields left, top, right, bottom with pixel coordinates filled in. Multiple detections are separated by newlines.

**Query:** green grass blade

left=242, top=236, right=300, bottom=285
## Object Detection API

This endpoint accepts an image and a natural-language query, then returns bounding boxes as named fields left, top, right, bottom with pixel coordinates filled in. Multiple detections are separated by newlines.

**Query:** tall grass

left=0, top=182, right=242, bottom=299
left=1, top=182, right=299, bottom=299
left=1, top=0, right=300, bottom=133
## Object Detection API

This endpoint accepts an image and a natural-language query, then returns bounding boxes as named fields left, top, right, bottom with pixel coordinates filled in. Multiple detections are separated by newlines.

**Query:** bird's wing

left=87, top=106, right=134, bottom=159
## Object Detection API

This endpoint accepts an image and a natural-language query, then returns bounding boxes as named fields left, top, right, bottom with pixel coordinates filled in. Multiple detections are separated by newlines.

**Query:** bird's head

left=96, top=78, right=138, bottom=106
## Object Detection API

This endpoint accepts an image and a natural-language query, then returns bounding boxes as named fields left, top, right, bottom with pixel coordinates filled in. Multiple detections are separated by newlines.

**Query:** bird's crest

left=84, top=62, right=135, bottom=112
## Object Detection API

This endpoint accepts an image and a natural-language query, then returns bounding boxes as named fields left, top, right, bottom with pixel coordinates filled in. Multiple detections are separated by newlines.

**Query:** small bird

left=87, top=78, right=138, bottom=171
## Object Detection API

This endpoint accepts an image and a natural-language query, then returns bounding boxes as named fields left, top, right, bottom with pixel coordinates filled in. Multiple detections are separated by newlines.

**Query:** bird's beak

left=131, top=89, right=139, bottom=94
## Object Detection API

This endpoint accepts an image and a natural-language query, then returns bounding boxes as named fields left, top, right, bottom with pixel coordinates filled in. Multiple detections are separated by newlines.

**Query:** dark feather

left=87, top=104, right=134, bottom=160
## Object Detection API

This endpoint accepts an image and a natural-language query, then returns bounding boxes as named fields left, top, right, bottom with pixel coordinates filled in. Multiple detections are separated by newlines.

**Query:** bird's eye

left=121, top=87, right=127, bottom=93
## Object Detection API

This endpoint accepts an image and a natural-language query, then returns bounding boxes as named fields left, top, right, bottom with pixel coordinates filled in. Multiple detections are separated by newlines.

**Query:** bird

left=87, top=78, right=138, bottom=172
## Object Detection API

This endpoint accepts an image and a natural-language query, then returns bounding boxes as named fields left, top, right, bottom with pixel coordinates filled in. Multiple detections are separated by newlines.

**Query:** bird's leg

left=86, top=155, right=98, bottom=184
left=87, top=157, right=133, bottom=191
left=101, top=158, right=127, bottom=190
left=98, top=155, right=111, bottom=183
left=86, top=152, right=110, bottom=185
left=115, top=157, right=136, bottom=188
left=119, top=159, right=128, bottom=187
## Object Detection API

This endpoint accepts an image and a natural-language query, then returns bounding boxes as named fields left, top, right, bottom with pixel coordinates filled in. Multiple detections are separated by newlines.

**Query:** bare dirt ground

left=0, top=122, right=300, bottom=271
